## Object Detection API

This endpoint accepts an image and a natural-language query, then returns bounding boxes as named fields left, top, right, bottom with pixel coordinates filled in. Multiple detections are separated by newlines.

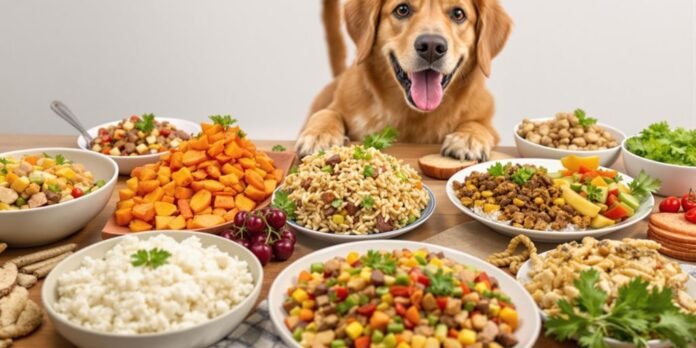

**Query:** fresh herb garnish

left=272, top=190, right=296, bottom=220
left=586, top=184, right=604, bottom=202
left=288, top=165, right=299, bottom=175
left=363, top=126, right=398, bottom=150
left=574, top=109, right=597, bottom=128
left=237, top=130, right=246, bottom=138
left=361, top=195, right=375, bottom=210
left=130, top=248, right=171, bottom=269
left=271, top=144, right=286, bottom=152
left=318, top=149, right=326, bottom=156
left=396, top=171, right=408, bottom=182
left=55, top=154, right=68, bottom=165
left=135, top=113, right=156, bottom=133
left=363, top=165, right=375, bottom=178
left=331, top=199, right=343, bottom=209
left=209, top=115, right=237, bottom=130
left=425, top=269, right=455, bottom=296
left=353, top=146, right=372, bottom=160
left=487, top=162, right=505, bottom=177
left=546, top=269, right=696, bottom=348
left=511, top=167, right=536, bottom=185
left=361, top=250, right=396, bottom=275
left=628, top=170, right=661, bottom=202
left=625, top=122, right=696, bottom=166
left=321, top=165, right=333, bottom=173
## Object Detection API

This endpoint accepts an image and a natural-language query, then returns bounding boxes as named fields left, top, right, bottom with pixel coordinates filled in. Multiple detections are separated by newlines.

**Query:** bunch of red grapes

left=221, top=207, right=296, bottom=266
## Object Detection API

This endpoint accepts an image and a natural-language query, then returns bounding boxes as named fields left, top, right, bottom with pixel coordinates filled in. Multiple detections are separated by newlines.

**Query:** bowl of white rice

left=42, top=231, right=262, bottom=348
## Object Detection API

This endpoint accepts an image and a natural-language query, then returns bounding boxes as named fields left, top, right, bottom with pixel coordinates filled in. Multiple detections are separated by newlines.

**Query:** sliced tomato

left=474, top=272, right=490, bottom=284
left=356, top=303, right=376, bottom=316
left=604, top=204, right=630, bottom=220
left=333, top=287, right=348, bottom=301
left=606, top=194, right=619, bottom=207
left=409, top=269, right=430, bottom=286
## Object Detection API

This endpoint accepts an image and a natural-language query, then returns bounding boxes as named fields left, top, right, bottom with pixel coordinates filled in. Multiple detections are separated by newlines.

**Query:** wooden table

left=0, top=134, right=639, bottom=347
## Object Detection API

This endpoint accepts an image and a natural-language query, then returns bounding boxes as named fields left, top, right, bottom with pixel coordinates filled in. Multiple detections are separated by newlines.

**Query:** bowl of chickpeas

left=513, top=110, right=625, bottom=167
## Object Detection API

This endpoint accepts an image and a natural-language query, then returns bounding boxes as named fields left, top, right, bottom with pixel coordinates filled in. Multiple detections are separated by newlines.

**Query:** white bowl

left=0, top=148, right=118, bottom=247
left=268, top=240, right=541, bottom=348
left=516, top=252, right=695, bottom=348
left=446, top=158, right=655, bottom=243
left=275, top=185, right=436, bottom=243
left=621, top=137, right=696, bottom=197
left=42, top=231, right=263, bottom=348
left=76, top=117, right=201, bottom=175
left=514, top=118, right=625, bottom=167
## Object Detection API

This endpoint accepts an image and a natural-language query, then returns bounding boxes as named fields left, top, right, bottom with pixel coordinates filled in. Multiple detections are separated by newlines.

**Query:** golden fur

left=297, top=0, right=512, bottom=161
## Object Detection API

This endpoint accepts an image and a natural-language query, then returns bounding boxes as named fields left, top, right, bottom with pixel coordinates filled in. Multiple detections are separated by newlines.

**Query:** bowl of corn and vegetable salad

left=269, top=240, right=541, bottom=348
left=0, top=148, right=117, bottom=247
left=77, top=116, right=200, bottom=175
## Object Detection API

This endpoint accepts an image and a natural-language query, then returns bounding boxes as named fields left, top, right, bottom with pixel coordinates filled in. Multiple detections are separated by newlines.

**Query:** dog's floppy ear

left=345, top=0, right=382, bottom=64
left=475, top=0, right=512, bottom=77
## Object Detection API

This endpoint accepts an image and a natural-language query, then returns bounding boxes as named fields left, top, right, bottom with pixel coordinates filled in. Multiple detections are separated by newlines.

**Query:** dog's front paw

left=441, top=131, right=494, bottom=162
left=296, top=130, right=347, bottom=158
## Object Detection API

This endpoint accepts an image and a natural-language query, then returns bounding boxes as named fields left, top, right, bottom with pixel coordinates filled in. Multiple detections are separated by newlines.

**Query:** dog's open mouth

left=390, top=53, right=462, bottom=112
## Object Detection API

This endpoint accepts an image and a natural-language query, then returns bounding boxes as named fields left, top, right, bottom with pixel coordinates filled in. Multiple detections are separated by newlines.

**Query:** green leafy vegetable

left=425, top=269, right=455, bottom=296
left=361, top=195, right=375, bottom=210
left=546, top=269, right=696, bottom=348
left=625, top=122, right=696, bottom=166
left=271, top=144, right=286, bottom=152
left=331, top=199, right=343, bottom=209
left=55, top=154, right=68, bottom=165
left=130, top=248, right=171, bottom=269
left=363, top=165, right=375, bottom=178
left=487, top=162, right=505, bottom=177
left=272, top=190, right=296, bottom=220
left=135, top=113, right=156, bottom=133
left=574, top=109, right=597, bottom=128
left=363, top=126, right=398, bottom=150
left=628, top=170, right=661, bottom=202
left=353, top=146, right=372, bottom=160
left=361, top=250, right=396, bottom=275
left=209, top=115, right=237, bottom=129
left=511, top=167, right=536, bottom=185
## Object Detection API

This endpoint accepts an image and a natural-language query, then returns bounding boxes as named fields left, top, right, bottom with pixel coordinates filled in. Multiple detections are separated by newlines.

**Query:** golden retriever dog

left=296, top=0, right=512, bottom=161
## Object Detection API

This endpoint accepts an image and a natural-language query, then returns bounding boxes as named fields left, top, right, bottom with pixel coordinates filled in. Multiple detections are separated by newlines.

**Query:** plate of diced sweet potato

left=102, top=117, right=296, bottom=238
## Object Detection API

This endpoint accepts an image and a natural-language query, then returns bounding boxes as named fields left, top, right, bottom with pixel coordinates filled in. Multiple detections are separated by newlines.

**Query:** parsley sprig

left=272, top=190, right=296, bottom=220
left=546, top=269, right=696, bottom=348
left=487, top=162, right=505, bottom=177
left=586, top=184, right=604, bottom=202
left=135, top=113, right=156, bottom=133
left=361, top=250, right=396, bottom=275
left=511, top=167, right=536, bottom=185
left=363, top=165, right=375, bottom=178
left=353, top=146, right=372, bottom=160
left=625, top=122, right=696, bottom=166
left=363, top=126, right=398, bottom=150
left=209, top=115, right=237, bottom=130
left=42, top=153, right=69, bottom=165
left=425, top=269, right=455, bottom=296
left=574, top=109, right=597, bottom=128
left=130, top=248, right=171, bottom=269
left=271, top=144, right=286, bottom=152
left=628, top=170, right=661, bottom=202
left=361, top=195, right=375, bottom=210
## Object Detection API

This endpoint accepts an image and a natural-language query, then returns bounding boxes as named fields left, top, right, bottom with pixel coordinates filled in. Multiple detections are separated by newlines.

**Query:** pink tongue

left=408, top=70, right=443, bottom=111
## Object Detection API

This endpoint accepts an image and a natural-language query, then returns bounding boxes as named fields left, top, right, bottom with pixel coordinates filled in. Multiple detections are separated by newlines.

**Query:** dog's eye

left=393, top=3, right=411, bottom=19
left=449, top=7, right=467, bottom=23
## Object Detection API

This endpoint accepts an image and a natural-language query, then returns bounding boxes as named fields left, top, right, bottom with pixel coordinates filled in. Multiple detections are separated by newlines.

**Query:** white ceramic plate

left=446, top=158, right=655, bottom=243
left=268, top=240, right=541, bottom=348
left=516, top=251, right=696, bottom=348
left=514, top=118, right=625, bottom=167
left=621, top=137, right=696, bottom=197
left=42, top=231, right=262, bottom=348
left=76, top=117, right=201, bottom=175
left=274, top=185, right=435, bottom=243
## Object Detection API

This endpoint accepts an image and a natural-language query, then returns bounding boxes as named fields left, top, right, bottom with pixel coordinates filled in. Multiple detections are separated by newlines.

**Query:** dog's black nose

left=414, top=34, right=448, bottom=63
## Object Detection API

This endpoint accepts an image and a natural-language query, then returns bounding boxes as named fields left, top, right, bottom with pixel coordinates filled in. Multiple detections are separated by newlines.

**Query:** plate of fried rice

left=273, top=145, right=434, bottom=242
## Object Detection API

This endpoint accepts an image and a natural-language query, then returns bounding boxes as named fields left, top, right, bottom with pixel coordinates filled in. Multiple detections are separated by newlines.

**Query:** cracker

left=0, top=300, right=42, bottom=339
left=15, top=274, right=36, bottom=289
left=647, top=230, right=696, bottom=253
left=0, top=264, right=17, bottom=298
left=0, top=287, right=27, bottom=327
left=649, top=223, right=696, bottom=244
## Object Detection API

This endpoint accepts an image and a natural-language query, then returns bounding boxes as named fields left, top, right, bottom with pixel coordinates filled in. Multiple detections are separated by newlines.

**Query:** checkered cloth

left=211, top=300, right=287, bottom=348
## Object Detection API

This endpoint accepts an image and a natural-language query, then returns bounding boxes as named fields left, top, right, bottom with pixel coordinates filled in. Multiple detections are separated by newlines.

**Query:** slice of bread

left=649, top=213, right=696, bottom=237
left=418, top=154, right=476, bottom=180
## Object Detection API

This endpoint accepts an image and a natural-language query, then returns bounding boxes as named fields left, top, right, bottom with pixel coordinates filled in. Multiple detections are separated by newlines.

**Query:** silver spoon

left=50, top=101, right=93, bottom=144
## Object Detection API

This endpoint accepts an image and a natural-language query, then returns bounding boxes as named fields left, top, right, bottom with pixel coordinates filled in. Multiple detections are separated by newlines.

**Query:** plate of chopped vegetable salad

left=268, top=240, right=541, bottom=348
left=447, top=157, right=657, bottom=242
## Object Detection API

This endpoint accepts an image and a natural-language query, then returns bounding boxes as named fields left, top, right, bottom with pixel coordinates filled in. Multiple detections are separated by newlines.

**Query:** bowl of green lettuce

left=622, top=122, right=696, bottom=196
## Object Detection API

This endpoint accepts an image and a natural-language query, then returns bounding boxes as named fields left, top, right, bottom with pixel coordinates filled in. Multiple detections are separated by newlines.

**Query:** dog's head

left=346, top=0, right=512, bottom=112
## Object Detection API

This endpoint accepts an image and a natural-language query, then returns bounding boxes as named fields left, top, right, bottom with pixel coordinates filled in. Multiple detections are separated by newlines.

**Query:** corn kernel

left=474, top=282, right=489, bottom=294
left=345, top=321, right=364, bottom=340
left=481, top=190, right=493, bottom=198
left=291, top=288, right=309, bottom=303
left=338, top=271, right=350, bottom=283
left=459, top=197, right=473, bottom=206
left=489, top=303, right=501, bottom=316
left=332, top=214, right=345, bottom=225
left=289, top=307, right=301, bottom=316
left=381, top=294, right=393, bottom=304
left=473, top=200, right=485, bottom=207
left=534, top=197, right=544, bottom=205
left=465, top=184, right=476, bottom=191
left=429, top=258, right=442, bottom=267
left=483, top=204, right=500, bottom=213
left=302, top=300, right=315, bottom=309
left=396, top=343, right=410, bottom=348
left=553, top=198, right=566, bottom=206
left=457, top=329, right=477, bottom=345
left=513, top=198, right=524, bottom=207
left=346, top=251, right=360, bottom=265
left=377, top=302, right=389, bottom=311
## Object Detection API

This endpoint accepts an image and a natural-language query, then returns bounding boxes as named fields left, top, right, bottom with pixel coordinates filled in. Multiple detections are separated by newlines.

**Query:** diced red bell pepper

left=608, top=188, right=619, bottom=196
left=332, top=287, right=348, bottom=301
left=606, top=194, right=619, bottom=207
left=159, top=128, right=171, bottom=137
left=460, top=282, right=472, bottom=295
left=578, top=165, right=593, bottom=174
left=101, top=135, right=112, bottom=143
left=130, top=115, right=140, bottom=122
left=395, top=303, right=407, bottom=316
left=356, top=303, right=376, bottom=316
left=474, top=272, right=490, bottom=283
left=390, top=285, right=411, bottom=297
left=604, top=204, right=631, bottom=220
left=436, top=297, right=448, bottom=310
left=409, top=269, right=430, bottom=286
left=354, top=336, right=370, bottom=348
left=448, top=328, right=459, bottom=338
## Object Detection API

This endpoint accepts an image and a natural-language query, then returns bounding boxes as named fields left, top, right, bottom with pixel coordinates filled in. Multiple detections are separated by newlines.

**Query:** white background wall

left=1, top=1, right=694, bottom=145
